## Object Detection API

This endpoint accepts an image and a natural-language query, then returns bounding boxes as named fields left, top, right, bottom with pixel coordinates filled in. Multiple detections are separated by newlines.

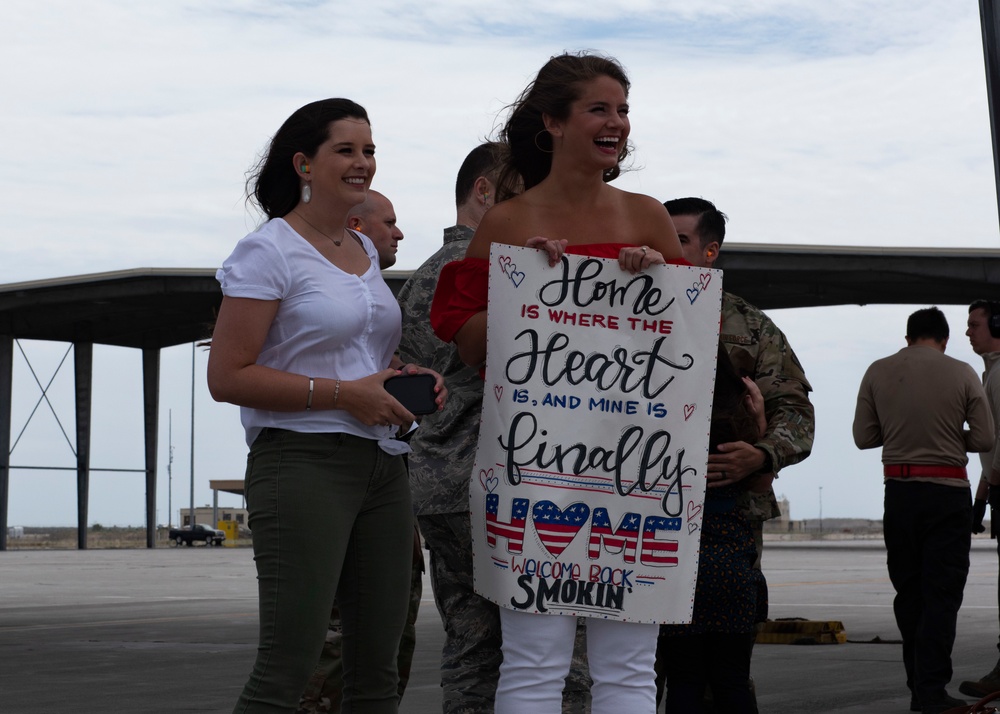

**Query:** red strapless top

left=430, top=243, right=689, bottom=343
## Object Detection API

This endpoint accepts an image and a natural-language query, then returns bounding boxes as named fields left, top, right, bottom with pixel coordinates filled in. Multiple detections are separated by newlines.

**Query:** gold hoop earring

left=534, top=129, right=554, bottom=154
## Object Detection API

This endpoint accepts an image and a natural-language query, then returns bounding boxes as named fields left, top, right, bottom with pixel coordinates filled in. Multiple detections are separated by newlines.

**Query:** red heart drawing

left=494, top=385, right=503, bottom=401
left=686, top=501, right=702, bottom=523
left=498, top=255, right=513, bottom=275
left=699, top=272, right=712, bottom=290
left=531, top=501, right=591, bottom=558
left=683, top=404, right=695, bottom=420
left=479, top=468, right=497, bottom=493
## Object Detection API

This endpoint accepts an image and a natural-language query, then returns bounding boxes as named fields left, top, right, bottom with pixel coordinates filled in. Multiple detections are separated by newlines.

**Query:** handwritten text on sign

left=472, top=245, right=722, bottom=624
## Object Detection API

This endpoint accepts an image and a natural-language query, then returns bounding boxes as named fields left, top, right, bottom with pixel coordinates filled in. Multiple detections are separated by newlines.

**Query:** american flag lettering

left=640, top=515, right=682, bottom=566
left=588, top=507, right=641, bottom=563
left=486, top=494, right=529, bottom=553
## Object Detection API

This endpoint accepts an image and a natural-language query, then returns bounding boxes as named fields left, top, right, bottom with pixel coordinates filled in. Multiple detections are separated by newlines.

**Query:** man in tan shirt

left=959, top=299, right=1000, bottom=698
left=854, top=307, right=994, bottom=714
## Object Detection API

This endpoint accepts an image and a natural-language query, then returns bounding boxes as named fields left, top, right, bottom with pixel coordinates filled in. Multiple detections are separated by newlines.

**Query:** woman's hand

left=742, top=376, right=767, bottom=437
left=618, top=245, right=664, bottom=274
left=395, top=363, right=449, bottom=411
left=526, top=236, right=568, bottom=267
left=707, top=377, right=771, bottom=489
left=338, top=369, right=417, bottom=427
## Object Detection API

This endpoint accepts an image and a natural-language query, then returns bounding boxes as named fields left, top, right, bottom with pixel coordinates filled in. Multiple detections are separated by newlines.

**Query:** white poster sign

left=471, top=244, right=722, bottom=624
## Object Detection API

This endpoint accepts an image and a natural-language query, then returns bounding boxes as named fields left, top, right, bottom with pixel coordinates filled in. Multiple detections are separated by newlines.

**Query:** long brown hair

left=710, top=343, right=760, bottom=452
left=494, top=52, right=632, bottom=202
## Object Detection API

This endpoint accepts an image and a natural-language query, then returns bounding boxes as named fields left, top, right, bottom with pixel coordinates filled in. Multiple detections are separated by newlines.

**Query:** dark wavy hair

left=494, top=52, right=631, bottom=202
left=246, top=98, right=370, bottom=220
left=710, top=344, right=760, bottom=454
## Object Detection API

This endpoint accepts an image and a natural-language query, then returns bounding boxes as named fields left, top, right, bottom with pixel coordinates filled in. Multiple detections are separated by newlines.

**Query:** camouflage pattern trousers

left=297, top=526, right=424, bottom=713
left=418, top=512, right=592, bottom=714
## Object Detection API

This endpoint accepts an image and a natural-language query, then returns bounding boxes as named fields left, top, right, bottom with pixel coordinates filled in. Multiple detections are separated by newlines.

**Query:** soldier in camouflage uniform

left=654, top=197, right=815, bottom=710
left=720, top=290, right=814, bottom=554
left=396, top=144, right=591, bottom=714
left=664, top=197, right=814, bottom=533
left=297, top=193, right=423, bottom=714
left=395, top=143, right=502, bottom=714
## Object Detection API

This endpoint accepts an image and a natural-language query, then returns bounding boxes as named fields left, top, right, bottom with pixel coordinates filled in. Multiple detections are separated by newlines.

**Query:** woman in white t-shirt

left=207, top=98, right=445, bottom=714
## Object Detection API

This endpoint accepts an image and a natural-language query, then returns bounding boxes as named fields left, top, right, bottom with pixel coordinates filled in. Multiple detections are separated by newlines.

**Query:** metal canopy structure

left=716, top=244, right=1000, bottom=310
left=0, top=269, right=221, bottom=550
left=2, top=248, right=1000, bottom=550
left=0, top=268, right=221, bottom=348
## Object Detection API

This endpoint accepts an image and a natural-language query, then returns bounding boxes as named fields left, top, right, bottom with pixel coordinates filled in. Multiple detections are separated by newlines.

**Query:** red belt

left=884, top=464, right=967, bottom=479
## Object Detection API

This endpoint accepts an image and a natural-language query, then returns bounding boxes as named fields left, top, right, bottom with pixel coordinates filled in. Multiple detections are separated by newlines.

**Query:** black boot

left=959, top=657, right=1000, bottom=699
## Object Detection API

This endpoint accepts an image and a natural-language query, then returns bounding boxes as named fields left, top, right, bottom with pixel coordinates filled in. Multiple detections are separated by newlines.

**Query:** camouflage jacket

left=397, top=226, right=484, bottom=515
left=722, top=292, right=815, bottom=521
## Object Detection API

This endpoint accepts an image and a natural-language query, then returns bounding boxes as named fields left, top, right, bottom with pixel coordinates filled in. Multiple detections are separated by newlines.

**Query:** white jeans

left=495, top=608, right=659, bottom=714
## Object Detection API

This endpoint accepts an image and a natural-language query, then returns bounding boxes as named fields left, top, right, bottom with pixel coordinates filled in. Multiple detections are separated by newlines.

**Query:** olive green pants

left=297, top=526, right=424, bottom=713
left=233, top=429, right=413, bottom=714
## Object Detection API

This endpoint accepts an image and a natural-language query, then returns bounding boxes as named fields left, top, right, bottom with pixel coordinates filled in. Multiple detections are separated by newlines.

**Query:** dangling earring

left=301, top=183, right=311, bottom=204
left=534, top=129, right=554, bottom=154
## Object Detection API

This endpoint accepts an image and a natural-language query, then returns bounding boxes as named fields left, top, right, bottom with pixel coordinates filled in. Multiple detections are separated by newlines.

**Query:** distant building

left=762, top=496, right=883, bottom=537
left=763, top=495, right=796, bottom=533
left=179, top=506, right=248, bottom=529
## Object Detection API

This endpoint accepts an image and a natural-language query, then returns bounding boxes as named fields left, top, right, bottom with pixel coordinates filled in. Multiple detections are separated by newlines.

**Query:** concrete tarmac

left=2, top=539, right=999, bottom=713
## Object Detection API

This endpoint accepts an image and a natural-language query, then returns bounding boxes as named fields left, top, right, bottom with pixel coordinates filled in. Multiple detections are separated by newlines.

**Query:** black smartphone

left=384, top=373, right=437, bottom=415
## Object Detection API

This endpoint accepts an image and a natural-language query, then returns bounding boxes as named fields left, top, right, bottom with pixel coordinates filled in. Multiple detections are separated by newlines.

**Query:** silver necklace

left=294, top=210, right=345, bottom=247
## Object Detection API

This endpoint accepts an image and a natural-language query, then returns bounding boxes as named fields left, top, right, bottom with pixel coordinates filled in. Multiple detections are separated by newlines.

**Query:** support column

left=74, top=342, right=93, bottom=550
left=0, top=335, right=12, bottom=552
left=143, top=347, right=160, bottom=549
left=981, top=0, right=1000, bottom=225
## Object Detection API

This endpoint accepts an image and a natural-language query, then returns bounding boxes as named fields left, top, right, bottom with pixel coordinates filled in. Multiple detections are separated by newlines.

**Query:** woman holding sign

left=431, top=53, right=684, bottom=714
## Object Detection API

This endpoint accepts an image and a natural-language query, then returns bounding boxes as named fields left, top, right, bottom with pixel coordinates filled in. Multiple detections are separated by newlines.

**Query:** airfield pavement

left=3, top=539, right=1000, bottom=713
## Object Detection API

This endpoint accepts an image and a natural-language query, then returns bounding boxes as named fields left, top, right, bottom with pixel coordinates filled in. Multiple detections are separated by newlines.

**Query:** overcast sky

left=2, top=0, right=997, bottom=527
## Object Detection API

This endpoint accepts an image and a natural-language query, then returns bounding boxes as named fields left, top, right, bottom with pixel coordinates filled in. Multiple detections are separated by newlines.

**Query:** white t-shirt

left=217, top=217, right=401, bottom=447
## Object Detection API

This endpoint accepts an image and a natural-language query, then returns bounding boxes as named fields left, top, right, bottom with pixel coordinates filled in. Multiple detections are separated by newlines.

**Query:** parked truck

left=168, top=523, right=226, bottom=547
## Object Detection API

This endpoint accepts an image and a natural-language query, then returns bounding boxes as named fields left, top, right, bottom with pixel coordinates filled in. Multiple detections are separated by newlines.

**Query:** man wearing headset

left=961, top=300, right=1000, bottom=699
